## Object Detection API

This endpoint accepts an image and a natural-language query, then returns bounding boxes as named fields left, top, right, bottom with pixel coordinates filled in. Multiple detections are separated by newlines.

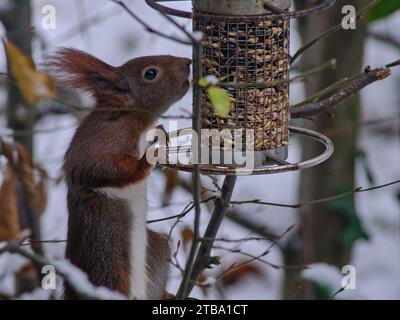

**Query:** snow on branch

left=0, top=231, right=126, bottom=300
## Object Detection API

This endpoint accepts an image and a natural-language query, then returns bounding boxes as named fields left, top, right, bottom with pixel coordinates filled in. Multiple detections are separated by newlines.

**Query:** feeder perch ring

left=161, top=126, right=334, bottom=176
left=144, top=0, right=337, bottom=19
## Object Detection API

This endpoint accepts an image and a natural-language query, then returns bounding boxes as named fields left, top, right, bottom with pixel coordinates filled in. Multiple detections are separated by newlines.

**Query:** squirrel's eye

left=144, top=68, right=158, bottom=81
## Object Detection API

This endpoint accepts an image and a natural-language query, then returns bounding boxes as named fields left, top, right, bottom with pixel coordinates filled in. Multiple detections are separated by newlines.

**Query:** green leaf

left=329, top=184, right=369, bottom=248
left=355, top=149, right=375, bottom=185
left=341, top=221, right=369, bottom=248
left=368, top=0, right=400, bottom=22
left=207, top=86, right=232, bottom=118
left=298, top=276, right=333, bottom=299
left=315, top=282, right=334, bottom=300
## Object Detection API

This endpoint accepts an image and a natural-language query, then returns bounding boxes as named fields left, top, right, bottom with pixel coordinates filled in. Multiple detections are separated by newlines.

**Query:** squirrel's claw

left=154, top=124, right=170, bottom=146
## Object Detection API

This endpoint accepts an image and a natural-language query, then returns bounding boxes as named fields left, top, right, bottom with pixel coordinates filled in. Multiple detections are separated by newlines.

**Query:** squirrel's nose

left=180, top=58, right=191, bottom=74
left=182, top=58, right=192, bottom=66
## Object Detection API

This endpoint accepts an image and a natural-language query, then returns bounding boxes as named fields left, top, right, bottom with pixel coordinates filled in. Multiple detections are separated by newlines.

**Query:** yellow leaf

left=198, top=77, right=209, bottom=88
left=207, top=86, right=232, bottom=118
left=4, top=40, right=55, bottom=104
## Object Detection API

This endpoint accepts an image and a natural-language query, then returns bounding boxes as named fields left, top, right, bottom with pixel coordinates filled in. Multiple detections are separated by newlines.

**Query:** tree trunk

left=1, top=0, right=34, bottom=152
left=283, top=0, right=367, bottom=299
left=1, top=0, right=43, bottom=294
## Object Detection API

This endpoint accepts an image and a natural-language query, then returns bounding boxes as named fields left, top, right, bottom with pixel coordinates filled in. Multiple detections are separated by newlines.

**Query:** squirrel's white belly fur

left=100, top=182, right=148, bottom=300
left=99, top=130, right=151, bottom=300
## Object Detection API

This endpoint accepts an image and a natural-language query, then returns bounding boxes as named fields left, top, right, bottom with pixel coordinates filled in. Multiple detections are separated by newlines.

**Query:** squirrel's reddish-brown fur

left=48, top=48, right=191, bottom=299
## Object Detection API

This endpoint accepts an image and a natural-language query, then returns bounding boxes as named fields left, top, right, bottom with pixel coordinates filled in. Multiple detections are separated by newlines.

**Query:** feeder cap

left=192, top=0, right=291, bottom=15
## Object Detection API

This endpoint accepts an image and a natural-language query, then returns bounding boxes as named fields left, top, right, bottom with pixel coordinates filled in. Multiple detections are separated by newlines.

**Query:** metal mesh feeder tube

left=194, top=0, right=291, bottom=165
left=144, top=0, right=337, bottom=175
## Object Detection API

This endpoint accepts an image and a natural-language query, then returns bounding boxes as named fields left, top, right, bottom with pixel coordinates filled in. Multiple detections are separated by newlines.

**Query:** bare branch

left=290, top=67, right=391, bottom=119
left=290, top=77, right=350, bottom=110
left=178, top=176, right=237, bottom=298
left=147, top=196, right=216, bottom=224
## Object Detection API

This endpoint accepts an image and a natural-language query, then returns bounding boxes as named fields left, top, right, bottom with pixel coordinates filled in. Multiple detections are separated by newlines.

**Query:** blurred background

left=0, top=0, right=399, bottom=300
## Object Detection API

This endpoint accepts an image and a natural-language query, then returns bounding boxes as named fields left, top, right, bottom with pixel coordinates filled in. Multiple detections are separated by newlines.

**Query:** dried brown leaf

left=0, top=139, right=14, bottom=164
left=0, top=165, right=20, bottom=241
left=220, top=262, right=263, bottom=288
left=197, top=272, right=210, bottom=296
left=181, top=227, right=193, bottom=249
left=162, top=168, right=180, bottom=206
left=16, top=261, right=36, bottom=277
left=16, top=144, right=47, bottom=215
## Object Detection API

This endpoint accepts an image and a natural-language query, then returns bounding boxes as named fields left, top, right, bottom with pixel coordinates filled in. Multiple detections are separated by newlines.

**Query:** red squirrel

left=47, top=48, right=191, bottom=299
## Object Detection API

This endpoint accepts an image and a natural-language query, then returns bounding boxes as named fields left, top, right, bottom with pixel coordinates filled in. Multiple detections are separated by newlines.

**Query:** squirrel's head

left=119, top=56, right=191, bottom=113
left=47, top=48, right=191, bottom=116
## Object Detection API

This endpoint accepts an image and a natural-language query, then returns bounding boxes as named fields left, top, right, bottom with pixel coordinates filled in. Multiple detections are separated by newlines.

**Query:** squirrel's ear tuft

left=45, top=48, right=127, bottom=99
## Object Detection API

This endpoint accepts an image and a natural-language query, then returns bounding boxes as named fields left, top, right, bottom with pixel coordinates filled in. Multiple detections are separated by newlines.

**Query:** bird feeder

left=145, top=0, right=336, bottom=175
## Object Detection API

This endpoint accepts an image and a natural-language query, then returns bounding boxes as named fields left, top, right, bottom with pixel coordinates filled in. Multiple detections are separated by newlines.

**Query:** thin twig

left=214, top=245, right=307, bottom=271
left=20, top=239, right=67, bottom=247
left=208, top=236, right=276, bottom=243
left=226, top=209, right=279, bottom=240
left=0, top=230, right=31, bottom=255
left=169, top=241, right=185, bottom=273
left=230, top=179, right=400, bottom=209
left=368, top=31, right=400, bottom=51
left=290, top=0, right=380, bottom=64
left=111, top=0, right=193, bottom=45
left=216, top=224, right=298, bottom=278
left=175, top=41, right=204, bottom=300
left=386, top=59, right=400, bottom=68
left=50, top=7, right=122, bottom=43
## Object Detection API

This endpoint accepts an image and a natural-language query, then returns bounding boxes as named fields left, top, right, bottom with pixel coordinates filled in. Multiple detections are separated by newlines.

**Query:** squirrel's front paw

left=143, top=142, right=166, bottom=166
